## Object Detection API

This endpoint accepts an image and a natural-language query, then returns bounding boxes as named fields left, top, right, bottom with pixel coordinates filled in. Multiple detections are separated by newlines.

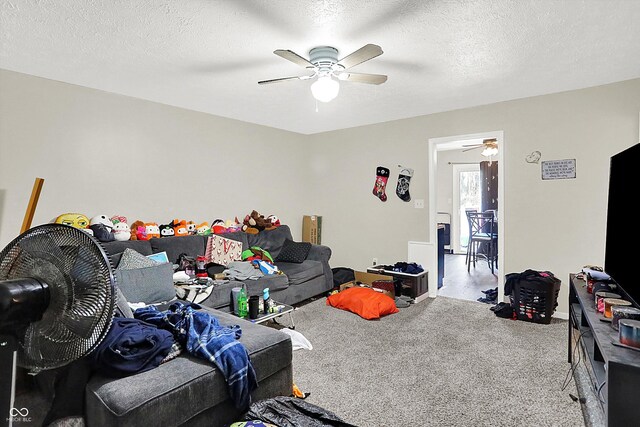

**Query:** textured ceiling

left=1, top=0, right=639, bottom=135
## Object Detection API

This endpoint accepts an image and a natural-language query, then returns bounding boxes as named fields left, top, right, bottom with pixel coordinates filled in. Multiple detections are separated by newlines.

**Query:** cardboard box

left=302, top=215, right=322, bottom=244
left=339, top=271, right=395, bottom=299
left=339, top=281, right=358, bottom=292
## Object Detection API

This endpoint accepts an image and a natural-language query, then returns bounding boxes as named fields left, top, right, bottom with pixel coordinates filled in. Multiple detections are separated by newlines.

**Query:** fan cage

left=0, top=224, right=116, bottom=372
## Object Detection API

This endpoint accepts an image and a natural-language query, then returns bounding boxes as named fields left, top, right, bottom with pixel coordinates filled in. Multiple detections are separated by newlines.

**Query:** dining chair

left=464, top=208, right=477, bottom=267
left=466, top=211, right=498, bottom=273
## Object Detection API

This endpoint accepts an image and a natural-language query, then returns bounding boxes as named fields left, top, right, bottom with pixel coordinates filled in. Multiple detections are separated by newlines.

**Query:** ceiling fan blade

left=274, top=50, right=315, bottom=68
left=337, top=44, right=383, bottom=69
left=336, top=72, right=387, bottom=84
left=462, top=146, right=482, bottom=152
left=258, top=75, right=313, bottom=85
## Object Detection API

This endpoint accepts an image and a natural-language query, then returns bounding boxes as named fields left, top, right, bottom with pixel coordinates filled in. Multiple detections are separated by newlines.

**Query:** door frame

left=427, top=131, right=505, bottom=302
left=452, top=163, right=481, bottom=255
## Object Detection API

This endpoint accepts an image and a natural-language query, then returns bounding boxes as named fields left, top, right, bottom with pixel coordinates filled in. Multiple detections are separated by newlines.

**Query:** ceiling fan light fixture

left=481, top=146, right=498, bottom=157
left=311, top=76, right=340, bottom=103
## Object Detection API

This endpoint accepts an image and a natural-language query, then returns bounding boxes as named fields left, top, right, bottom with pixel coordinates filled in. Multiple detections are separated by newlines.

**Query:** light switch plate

left=414, top=199, right=424, bottom=209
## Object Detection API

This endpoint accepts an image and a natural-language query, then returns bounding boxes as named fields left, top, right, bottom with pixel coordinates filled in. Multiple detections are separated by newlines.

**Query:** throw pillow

left=326, top=286, right=399, bottom=320
left=275, top=239, right=311, bottom=263
left=117, top=248, right=159, bottom=270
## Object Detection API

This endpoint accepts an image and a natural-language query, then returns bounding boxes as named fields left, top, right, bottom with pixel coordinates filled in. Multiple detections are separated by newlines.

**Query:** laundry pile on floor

left=477, top=287, right=498, bottom=304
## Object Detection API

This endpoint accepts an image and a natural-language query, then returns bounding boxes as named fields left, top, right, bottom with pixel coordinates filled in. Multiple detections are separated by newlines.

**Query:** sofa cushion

left=85, top=308, right=292, bottom=426
left=274, top=239, right=311, bottom=264
left=116, top=262, right=175, bottom=305
left=245, top=226, right=293, bottom=259
left=246, top=275, right=289, bottom=295
left=277, top=260, right=323, bottom=286
left=150, top=235, right=207, bottom=265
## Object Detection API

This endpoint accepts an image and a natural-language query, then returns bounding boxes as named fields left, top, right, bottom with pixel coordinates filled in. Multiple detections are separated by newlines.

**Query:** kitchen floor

left=438, top=253, right=498, bottom=302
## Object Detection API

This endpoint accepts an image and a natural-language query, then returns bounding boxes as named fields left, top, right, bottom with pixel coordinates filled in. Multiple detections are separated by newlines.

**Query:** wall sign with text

left=541, top=159, right=576, bottom=180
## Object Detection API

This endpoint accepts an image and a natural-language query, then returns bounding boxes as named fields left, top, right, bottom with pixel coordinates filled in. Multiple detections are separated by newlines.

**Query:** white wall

left=307, top=79, right=640, bottom=315
left=0, top=70, right=309, bottom=245
left=2, top=69, right=640, bottom=315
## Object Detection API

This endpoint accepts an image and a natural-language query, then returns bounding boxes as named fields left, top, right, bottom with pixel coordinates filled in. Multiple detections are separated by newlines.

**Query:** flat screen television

left=604, top=142, right=640, bottom=308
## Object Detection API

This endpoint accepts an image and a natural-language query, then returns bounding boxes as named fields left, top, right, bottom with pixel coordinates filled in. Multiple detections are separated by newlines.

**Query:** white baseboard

left=415, top=293, right=429, bottom=304
left=553, top=311, right=569, bottom=320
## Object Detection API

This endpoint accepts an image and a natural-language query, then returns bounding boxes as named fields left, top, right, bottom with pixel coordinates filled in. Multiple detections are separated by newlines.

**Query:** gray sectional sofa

left=102, top=224, right=334, bottom=309
left=84, top=225, right=333, bottom=426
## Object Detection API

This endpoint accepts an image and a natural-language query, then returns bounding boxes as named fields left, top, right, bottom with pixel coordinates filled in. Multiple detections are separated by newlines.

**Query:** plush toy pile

left=242, top=210, right=280, bottom=234
left=52, top=210, right=281, bottom=242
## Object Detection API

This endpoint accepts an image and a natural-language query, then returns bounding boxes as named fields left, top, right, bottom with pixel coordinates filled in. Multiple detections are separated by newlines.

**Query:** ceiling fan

left=462, top=138, right=498, bottom=157
left=258, top=44, right=387, bottom=102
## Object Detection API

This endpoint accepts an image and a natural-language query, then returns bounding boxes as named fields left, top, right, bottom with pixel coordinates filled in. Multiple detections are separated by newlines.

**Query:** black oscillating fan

left=0, top=224, right=116, bottom=425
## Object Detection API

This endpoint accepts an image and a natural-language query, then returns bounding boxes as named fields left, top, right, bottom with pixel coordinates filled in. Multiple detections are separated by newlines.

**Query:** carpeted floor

left=290, top=296, right=585, bottom=427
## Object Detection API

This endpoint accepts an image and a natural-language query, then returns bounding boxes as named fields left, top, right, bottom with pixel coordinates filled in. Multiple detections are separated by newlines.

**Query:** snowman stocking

left=396, top=168, right=413, bottom=202
left=373, top=166, right=390, bottom=202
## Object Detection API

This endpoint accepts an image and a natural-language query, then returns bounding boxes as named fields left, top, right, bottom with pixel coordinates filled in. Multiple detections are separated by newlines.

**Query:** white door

left=452, top=164, right=481, bottom=254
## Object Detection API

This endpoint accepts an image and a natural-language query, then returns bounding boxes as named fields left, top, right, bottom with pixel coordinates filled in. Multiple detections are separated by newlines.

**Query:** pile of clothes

left=93, top=301, right=257, bottom=409
left=382, top=262, right=424, bottom=274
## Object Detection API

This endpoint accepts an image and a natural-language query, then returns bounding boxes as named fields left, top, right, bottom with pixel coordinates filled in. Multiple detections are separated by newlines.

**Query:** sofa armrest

left=306, top=244, right=331, bottom=262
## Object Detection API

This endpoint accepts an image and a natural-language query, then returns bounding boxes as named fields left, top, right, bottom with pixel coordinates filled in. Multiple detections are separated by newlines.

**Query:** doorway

left=452, top=163, right=480, bottom=255
left=427, top=131, right=505, bottom=303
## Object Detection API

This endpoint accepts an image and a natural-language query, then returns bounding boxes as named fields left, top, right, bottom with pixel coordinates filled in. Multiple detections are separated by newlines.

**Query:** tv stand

left=569, top=274, right=640, bottom=426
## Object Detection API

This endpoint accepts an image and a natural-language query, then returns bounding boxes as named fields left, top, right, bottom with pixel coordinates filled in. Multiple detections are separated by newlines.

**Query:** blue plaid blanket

left=134, top=301, right=257, bottom=409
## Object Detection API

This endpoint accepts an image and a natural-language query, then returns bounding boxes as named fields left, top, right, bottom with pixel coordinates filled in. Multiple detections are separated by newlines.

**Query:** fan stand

left=0, top=335, right=17, bottom=427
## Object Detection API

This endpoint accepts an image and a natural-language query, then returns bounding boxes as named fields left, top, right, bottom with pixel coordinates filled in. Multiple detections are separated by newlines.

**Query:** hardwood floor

left=438, top=253, right=498, bottom=302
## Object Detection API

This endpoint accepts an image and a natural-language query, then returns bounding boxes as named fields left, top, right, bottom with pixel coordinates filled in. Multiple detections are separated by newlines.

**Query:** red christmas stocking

left=373, top=166, right=390, bottom=202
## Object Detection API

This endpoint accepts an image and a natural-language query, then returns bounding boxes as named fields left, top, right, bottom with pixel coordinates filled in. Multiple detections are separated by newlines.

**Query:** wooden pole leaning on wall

left=20, top=177, right=45, bottom=234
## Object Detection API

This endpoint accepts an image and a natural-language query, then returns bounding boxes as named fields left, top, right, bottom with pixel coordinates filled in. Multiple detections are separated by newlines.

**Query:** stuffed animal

left=89, top=214, right=116, bottom=242
left=226, top=218, right=242, bottom=233
left=130, top=220, right=145, bottom=240
left=211, top=219, right=226, bottom=234
left=242, top=210, right=271, bottom=234
left=171, top=219, right=189, bottom=237
left=266, top=215, right=281, bottom=229
left=145, top=222, right=160, bottom=239
left=111, top=215, right=131, bottom=240
left=112, top=221, right=132, bottom=241
left=55, top=213, right=91, bottom=230
left=196, top=222, right=212, bottom=236
left=110, top=215, right=127, bottom=225
left=159, top=223, right=175, bottom=237
left=136, top=226, right=148, bottom=240
left=186, top=220, right=197, bottom=235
